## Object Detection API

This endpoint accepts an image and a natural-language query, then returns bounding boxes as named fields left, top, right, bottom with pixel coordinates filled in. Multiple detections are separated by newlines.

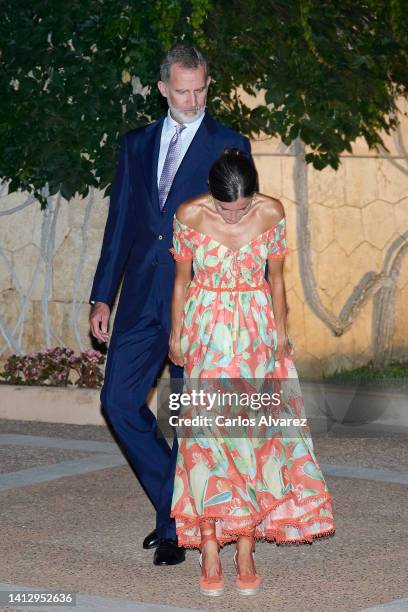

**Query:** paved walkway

left=0, top=418, right=407, bottom=611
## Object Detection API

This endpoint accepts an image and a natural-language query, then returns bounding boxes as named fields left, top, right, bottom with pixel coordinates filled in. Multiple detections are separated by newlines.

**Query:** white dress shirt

left=157, top=109, right=205, bottom=185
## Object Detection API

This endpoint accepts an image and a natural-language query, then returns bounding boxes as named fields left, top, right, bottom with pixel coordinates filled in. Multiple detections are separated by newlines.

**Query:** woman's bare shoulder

left=256, top=193, right=285, bottom=225
left=175, top=193, right=208, bottom=226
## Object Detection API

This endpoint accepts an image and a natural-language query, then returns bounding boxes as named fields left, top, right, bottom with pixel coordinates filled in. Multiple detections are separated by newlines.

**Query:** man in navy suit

left=89, top=45, right=252, bottom=566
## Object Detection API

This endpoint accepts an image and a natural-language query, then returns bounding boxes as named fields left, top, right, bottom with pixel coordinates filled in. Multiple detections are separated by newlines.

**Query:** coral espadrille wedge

left=198, top=531, right=224, bottom=597
left=233, top=535, right=261, bottom=596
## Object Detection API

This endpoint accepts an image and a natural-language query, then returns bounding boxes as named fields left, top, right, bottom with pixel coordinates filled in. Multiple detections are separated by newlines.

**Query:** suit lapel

left=165, top=113, right=215, bottom=207
left=141, top=115, right=165, bottom=211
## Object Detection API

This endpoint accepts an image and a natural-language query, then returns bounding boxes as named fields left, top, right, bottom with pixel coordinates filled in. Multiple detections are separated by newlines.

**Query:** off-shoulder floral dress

left=169, top=212, right=335, bottom=548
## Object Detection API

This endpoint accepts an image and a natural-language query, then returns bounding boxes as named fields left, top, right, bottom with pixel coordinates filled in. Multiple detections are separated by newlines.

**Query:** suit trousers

left=100, top=267, right=182, bottom=540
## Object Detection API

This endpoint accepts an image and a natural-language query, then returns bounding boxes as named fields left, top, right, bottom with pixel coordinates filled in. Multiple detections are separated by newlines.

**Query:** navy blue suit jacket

left=89, top=112, right=252, bottom=332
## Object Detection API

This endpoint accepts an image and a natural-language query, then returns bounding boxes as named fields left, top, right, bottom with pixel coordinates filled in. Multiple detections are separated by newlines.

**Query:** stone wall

left=252, top=113, right=408, bottom=376
left=1, top=113, right=407, bottom=377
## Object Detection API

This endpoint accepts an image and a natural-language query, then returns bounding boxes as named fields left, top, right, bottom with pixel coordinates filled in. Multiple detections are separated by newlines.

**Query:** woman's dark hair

left=208, top=148, right=258, bottom=202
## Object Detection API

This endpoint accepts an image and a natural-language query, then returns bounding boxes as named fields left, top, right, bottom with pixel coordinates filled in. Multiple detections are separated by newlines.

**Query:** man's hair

left=160, top=45, right=209, bottom=82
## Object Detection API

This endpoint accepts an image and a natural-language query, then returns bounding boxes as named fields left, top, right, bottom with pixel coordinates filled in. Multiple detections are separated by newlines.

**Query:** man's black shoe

left=153, top=538, right=186, bottom=565
left=143, top=529, right=160, bottom=550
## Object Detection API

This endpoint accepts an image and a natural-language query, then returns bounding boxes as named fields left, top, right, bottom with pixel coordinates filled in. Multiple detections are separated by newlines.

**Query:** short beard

left=168, top=103, right=206, bottom=124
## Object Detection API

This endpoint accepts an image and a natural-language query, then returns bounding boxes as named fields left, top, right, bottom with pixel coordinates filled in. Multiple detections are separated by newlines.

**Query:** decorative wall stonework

left=1, top=113, right=407, bottom=377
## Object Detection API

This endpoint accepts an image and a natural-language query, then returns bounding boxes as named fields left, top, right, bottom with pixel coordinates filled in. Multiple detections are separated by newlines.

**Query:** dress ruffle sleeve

left=268, top=217, right=288, bottom=260
left=169, top=215, right=194, bottom=262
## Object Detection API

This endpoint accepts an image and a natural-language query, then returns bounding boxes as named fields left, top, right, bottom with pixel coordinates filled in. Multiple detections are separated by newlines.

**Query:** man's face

left=158, top=63, right=211, bottom=124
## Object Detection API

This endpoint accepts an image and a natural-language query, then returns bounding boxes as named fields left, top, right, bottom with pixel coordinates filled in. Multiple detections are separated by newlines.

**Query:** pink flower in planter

left=1, top=345, right=105, bottom=389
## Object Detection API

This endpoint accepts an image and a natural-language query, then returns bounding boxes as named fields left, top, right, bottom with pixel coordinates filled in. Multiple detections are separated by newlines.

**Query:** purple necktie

left=158, top=123, right=186, bottom=210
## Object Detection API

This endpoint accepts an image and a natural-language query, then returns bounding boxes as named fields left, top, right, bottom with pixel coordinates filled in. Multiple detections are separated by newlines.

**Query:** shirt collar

left=164, top=108, right=205, bottom=133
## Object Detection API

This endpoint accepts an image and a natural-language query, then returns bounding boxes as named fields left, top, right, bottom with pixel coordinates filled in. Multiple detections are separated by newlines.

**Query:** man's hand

left=90, top=302, right=111, bottom=343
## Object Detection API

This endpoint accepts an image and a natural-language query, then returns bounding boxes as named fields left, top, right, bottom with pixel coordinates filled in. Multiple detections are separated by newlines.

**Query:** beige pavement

left=0, top=418, right=407, bottom=612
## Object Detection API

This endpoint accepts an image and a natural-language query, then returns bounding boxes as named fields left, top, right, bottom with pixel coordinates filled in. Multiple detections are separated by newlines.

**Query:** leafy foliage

left=0, top=0, right=197, bottom=205
left=1, top=0, right=407, bottom=207
left=0, top=346, right=105, bottom=387
left=321, top=359, right=408, bottom=390
left=202, top=0, right=408, bottom=169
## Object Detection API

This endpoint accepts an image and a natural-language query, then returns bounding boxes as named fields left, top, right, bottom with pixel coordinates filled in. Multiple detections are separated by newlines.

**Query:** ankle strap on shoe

left=236, top=533, right=256, bottom=552
left=200, top=532, right=219, bottom=551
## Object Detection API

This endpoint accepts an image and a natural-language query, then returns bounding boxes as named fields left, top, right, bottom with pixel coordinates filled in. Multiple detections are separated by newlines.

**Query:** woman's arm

left=267, top=259, right=290, bottom=360
left=169, top=259, right=193, bottom=366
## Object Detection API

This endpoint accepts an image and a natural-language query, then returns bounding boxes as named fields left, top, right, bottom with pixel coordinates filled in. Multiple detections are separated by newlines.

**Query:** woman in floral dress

left=168, top=149, right=335, bottom=596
